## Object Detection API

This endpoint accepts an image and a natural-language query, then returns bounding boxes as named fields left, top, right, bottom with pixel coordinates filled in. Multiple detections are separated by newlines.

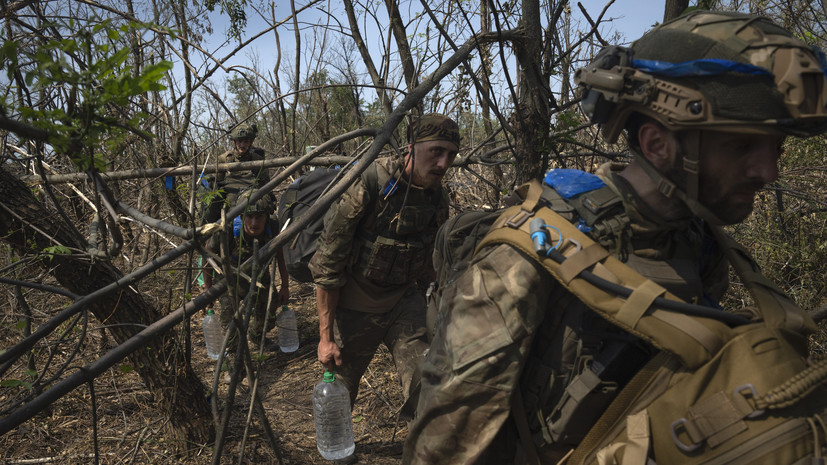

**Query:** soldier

left=202, top=122, right=271, bottom=225
left=309, top=114, right=460, bottom=418
left=203, top=193, right=290, bottom=355
left=404, top=11, right=827, bottom=464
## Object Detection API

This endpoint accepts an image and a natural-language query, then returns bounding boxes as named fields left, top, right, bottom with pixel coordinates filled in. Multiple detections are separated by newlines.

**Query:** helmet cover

left=575, top=10, right=827, bottom=142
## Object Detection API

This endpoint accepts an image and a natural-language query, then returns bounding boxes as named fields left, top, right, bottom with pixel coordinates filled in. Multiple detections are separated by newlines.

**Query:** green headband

left=410, top=114, right=460, bottom=147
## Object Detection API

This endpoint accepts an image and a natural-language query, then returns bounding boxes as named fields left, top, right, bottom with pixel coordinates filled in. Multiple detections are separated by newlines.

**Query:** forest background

left=0, top=0, right=825, bottom=463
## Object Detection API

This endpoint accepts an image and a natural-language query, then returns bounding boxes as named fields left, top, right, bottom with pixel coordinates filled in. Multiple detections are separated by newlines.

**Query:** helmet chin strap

left=635, top=131, right=729, bottom=226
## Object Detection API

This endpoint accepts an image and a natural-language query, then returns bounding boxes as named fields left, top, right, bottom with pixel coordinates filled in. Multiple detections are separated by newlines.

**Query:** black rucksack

left=426, top=209, right=501, bottom=337
left=277, top=165, right=379, bottom=283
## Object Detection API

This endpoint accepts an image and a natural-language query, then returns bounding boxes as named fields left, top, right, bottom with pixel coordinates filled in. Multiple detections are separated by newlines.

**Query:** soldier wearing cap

left=404, top=11, right=827, bottom=464
left=203, top=192, right=290, bottom=352
left=309, top=114, right=460, bottom=419
left=202, top=122, right=272, bottom=224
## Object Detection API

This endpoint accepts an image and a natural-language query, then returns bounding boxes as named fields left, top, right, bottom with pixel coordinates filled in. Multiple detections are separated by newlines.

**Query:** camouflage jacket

left=207, top=219, right=277, bottom=296
left=404, top=164, right=730, bottom=464
left=309, top=157, right=449, bottom=312
left=215, top=146, right=270, bottom=192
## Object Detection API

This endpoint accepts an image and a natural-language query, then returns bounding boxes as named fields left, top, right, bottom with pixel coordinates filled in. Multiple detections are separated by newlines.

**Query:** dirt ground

left=0, top=281, right=409, bottom=464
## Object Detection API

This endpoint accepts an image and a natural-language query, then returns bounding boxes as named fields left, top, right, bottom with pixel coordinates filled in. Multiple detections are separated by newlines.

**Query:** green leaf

left=119, top=364, right=134, bottom=373
left=14, top=320, right=27, bottom=330
left=25, top=369, right=37, bottom=378
left=353, top=415, right=363, bottom=423
left=1, top=379, right=32, bottom=389
left=43, top=245, right=71, bottom=260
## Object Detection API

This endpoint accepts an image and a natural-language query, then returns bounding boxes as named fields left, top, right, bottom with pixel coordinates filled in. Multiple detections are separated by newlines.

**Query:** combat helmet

left=574, top=10, right=827, bottom=224
left=576, top=10, right=827, bottom=142
left=236, top=189, right=273, bottom=215
left=229, top=122, right=258, bottom=141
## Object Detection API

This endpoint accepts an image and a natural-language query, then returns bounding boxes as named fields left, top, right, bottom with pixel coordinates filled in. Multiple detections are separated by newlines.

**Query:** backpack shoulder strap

left=360, top=160, right=380, bottom=213
left=709, top=226, right=815, bottom=334
left=477, top=180, right=733, bottom=369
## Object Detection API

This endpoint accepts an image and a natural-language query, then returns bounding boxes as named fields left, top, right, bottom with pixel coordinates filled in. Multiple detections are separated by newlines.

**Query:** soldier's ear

left=638, top=121, right=678, bottom=171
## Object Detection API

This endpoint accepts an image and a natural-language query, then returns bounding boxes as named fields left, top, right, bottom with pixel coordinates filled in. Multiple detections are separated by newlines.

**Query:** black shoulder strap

left=361, top=161, right=380, bottom=213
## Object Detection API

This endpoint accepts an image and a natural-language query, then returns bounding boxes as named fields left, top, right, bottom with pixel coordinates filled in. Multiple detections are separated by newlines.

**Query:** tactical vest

left=215, top=146, right=269, bottom=193
left=211, top=220, right=275, bottom=296
left=201, top=147, right=271, bottom=225
left=474, top=171, right=823, bottom=464
left=350, top=159, right=444, bottom=288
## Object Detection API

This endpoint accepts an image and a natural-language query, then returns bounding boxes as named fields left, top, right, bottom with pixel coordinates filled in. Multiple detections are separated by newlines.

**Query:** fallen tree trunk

left=0, top=166, right=213, bottom=445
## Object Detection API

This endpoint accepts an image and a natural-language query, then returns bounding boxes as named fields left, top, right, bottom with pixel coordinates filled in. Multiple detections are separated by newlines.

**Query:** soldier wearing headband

left=309, top=114, right=460, bottom=452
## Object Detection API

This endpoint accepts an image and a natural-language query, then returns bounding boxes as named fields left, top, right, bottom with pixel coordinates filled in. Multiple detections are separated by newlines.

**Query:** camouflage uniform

left=407, top=10, right=827, bottom=465
left=207, top=217, right=278, bottom=343
left=202, top=124, right=272, bottom=224
left=404, top=164, right=729, bottom=464
left=310, top=155, right=449, bottom=406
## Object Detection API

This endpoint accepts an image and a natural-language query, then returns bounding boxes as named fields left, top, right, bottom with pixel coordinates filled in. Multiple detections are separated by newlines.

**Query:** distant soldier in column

left=202, top=192, right=290, bottom=356
left=201, top=122, right=271, bottom=225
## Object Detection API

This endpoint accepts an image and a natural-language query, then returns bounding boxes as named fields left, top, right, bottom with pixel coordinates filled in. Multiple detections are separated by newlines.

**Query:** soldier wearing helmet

left=202, top=122, right=272, bottom=224
left=405, top=11, right=827, bottom=464
left=203, top=190, right=290, bottom=357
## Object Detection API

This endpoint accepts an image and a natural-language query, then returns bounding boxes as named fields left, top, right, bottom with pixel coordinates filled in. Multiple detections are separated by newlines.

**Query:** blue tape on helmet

left=543, top=169, right=605, bottom=200
left=633, top=58, right=774, bottom=78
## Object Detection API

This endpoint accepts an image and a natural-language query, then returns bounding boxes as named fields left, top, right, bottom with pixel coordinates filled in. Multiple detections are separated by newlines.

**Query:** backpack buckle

left=733, top=384, right=766, bottom=419
left=670, top=418, right=702, bottom=453
left=507, top=209, right=534, bottom=228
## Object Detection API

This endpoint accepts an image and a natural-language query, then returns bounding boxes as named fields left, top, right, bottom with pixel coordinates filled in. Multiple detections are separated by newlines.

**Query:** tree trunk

left=0, top=166, right=213, bottom=446
left=513, top=0, right=551, bottom=184
left=664, top=0, right=690, bottom=22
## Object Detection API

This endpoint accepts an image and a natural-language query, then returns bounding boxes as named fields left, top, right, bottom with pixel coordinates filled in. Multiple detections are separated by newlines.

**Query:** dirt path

left=0, top=283, right=408, bottom=464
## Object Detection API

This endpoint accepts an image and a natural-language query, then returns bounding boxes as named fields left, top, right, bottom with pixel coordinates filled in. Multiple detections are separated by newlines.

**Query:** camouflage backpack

left=429, top=170, right=827, bottom=464
left=471, top=176, right=827, bottom=465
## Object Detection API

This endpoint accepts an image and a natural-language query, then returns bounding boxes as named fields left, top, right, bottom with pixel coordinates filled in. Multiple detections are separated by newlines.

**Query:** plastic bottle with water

left=313, top=370, right=355, bottom=460
left=277, top=305, right=299, bottom=353
left=202, top=308, right=224, bottom=360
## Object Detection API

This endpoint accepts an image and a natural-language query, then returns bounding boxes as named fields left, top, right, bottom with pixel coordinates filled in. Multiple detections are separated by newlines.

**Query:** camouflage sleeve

left=308, top=178, right=370, bottom=289
left=250, top=147, right=271, bottom=187
left=404, top=243, right=555, bottom=464
left=214, top=150, right=232, bottom=184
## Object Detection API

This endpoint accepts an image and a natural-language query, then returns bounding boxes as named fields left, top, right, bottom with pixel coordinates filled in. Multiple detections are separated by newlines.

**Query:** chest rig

left=350, top=159, right=443, bottom=288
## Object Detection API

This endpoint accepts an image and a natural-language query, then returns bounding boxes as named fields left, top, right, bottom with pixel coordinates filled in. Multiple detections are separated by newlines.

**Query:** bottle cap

left=207, top=308, right=215, bottom=315
left=323, top=370, right=335, bottom=383
left=282, top=304, right=288, bottom=311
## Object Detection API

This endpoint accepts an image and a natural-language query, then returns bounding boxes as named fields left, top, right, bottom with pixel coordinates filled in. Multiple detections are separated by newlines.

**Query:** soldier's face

left=696, top=131, right=782, bottom=225
left=243, top=212, right=268, bottom=237
left=234, top=137, right=253, bottom=154
left=404, top=140, right=459, bottom=189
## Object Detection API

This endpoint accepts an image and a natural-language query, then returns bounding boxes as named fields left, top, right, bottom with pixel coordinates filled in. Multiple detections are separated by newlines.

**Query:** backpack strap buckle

left=506, top=209, right=534, bottom=229
left=670, top=417, right=702, bottom=453
left=733, top=384, right=766, bottom=419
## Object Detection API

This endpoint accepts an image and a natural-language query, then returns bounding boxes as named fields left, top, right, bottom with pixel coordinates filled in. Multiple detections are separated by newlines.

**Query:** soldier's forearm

left=316, top=286, right=340, bottom=342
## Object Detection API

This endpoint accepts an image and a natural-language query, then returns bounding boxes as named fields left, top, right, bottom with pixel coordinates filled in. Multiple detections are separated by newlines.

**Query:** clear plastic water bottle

left=202, top=308, right=223, bottom=360
left=313, top=370, right=355, bottom=460
left=277, top=305, right=300, bottom=353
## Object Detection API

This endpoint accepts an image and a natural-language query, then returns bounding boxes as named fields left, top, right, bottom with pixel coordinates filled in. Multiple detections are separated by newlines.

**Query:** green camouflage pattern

left=202, top=146, right=271, bottom=224
left=309, top=156, right=448, bottom=413
left=330, top=289, right=429, bottom=410
left=215, top=146, right=270, bottom=192
left=408, top=113, right=461, bottom=147
left=229, top=122, right=258, bottom=140
left=309, top=157, right=448, bottom=292
left=403, top=166, right=730, bottom=464
left=209, top=225, right=277, bottom=342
